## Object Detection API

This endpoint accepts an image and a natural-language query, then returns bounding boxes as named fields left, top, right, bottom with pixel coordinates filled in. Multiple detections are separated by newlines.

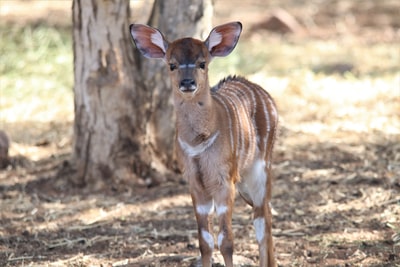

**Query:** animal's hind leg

left=245, top=159, right=276, bottom=267
left=253, top=197, right=276, bottom=267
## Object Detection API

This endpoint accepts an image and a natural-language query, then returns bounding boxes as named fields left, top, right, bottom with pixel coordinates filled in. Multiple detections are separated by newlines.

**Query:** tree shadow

left=1, top=127, right=399, bottom=266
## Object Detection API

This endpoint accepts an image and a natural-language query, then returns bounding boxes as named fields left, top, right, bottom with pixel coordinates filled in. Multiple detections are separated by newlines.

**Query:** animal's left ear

left=130, top=24, right=169, bottom=59
left=204, top=22, right=242, bottom=58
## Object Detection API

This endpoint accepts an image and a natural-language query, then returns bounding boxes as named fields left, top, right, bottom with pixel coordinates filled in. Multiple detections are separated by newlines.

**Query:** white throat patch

left=178, top=131, right=219, bottom=158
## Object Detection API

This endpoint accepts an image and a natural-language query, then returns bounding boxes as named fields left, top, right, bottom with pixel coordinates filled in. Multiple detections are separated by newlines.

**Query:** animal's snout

left=179, top=79, right=197, bottom=92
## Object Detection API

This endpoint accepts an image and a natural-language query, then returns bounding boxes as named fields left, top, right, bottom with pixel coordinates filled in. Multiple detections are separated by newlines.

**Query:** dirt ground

left=1, top=0, right=399, bottom=266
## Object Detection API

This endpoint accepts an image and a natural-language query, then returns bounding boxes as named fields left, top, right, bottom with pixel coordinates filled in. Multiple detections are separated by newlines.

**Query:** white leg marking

left=242, top=159, right=267, bottom=207
left=215, top=205, right=227, bottom=216
left=253, top=217, right=265, bottom=243
left=196, top=200, right=214, bottom=215
left=201, top=229, right=214, bottom=249
left=217, top=232, right=224, bottom=249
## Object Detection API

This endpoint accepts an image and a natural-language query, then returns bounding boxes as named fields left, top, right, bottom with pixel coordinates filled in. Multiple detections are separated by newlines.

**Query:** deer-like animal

left=130, top=22, right=278, bottom=267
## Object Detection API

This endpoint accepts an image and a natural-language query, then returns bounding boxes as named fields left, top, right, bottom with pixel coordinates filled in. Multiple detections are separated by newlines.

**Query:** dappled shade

left=1, top=0, right=399, bottom=266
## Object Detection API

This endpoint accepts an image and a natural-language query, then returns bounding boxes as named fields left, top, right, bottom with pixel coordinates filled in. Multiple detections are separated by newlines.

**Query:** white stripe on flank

left=253, top=87, right=270, bottom=153
left=213, top=94, right=234, bottom=151
left=230, top=88, right=247, bottom=140
left=196, top=200, right=214, bottom=215
left=215, top=92, right=239, bottom=155
left=265, top=96, right=272, bottom=133
left=247, top=83, right=257, bottom=117
left=201, top=229, right=214, bottom=249
left=240, top=86, right=256, bottom=168
left=225, top=87, right=252, bottom=168
left=253, top=217, right=265, bottom=243
left=223, top=90, right=242, bottom=159
left=241, top=84, right=257, bottom=165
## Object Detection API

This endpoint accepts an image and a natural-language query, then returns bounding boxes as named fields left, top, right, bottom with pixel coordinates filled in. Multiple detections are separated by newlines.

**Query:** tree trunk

left=72, top=0, right=213, bottom=190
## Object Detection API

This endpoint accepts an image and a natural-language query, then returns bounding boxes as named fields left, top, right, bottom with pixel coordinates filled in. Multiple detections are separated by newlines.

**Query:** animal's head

left=130, top=22, right=242, bottom=98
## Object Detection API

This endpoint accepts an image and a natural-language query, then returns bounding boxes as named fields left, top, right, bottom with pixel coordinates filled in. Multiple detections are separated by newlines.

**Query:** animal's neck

left=174, top=89, right=218, bottom=145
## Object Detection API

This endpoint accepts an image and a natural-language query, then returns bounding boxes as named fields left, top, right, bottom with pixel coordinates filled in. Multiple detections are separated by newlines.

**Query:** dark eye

left=199, top=62, right=206, bottom=69
left=169, top=64, right=177, bottom=71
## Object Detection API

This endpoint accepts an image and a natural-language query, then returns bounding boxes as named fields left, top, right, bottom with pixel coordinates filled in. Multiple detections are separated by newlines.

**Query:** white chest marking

left=201, top=229, right=214, bottom=249
left=253, top=217, right=265, bottom=243
left=178, top=131, right=219, bottom=157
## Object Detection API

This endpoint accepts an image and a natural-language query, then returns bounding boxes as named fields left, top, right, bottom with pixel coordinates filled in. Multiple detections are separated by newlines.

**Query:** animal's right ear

left=129, top=24, right=168, bottom=59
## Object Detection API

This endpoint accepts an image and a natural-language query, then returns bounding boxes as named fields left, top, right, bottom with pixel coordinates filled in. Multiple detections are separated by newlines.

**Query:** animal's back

left=211, top=76, right=278, bottom=170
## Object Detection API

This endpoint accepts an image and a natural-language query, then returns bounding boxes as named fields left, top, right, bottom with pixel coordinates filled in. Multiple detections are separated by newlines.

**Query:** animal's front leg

left=214, top=182, right=235, bottom=267
left=191, top=189, right=214, bottom=267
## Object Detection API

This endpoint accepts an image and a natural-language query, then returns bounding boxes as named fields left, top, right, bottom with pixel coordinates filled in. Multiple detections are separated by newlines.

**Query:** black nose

left=180, top=79, right=196, bottom=92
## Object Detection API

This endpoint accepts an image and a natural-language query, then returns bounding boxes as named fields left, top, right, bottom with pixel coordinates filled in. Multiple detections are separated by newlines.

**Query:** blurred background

left=0, top=0, right=399, bottom=266
left=1, top=0, right=398, bottom=162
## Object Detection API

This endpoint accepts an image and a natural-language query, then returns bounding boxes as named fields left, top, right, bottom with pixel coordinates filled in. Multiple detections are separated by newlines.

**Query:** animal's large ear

left=204, top=22, right=242, bottom=58
left=129, top=24, right=169, bottom=59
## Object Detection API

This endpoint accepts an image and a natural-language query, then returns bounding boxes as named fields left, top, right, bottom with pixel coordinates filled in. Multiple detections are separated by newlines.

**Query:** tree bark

left=72, top=0, right=213, bottom=190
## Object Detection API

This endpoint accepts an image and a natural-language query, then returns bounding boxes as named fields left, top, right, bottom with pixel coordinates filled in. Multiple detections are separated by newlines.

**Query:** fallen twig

left=182, top=255, right=199, bottom=262
left=380, top=198, right=400, bottom=207
left=44, top=235, right=114, bottom=249
left=274, top=223, right=324, bottom=237
left=45, top=237, right=88, bottom=249
left=67, top=220, right=110, bottom=231
left=7, top=255, right=34, bottom=262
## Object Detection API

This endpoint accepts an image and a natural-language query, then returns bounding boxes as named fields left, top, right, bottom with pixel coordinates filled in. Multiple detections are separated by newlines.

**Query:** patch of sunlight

left=321, top=230, right=384, bottom=245
left=313, top=187, right=393, bottom=214
left=10, top=143, right=61, bottom=161
left=249, top=70, right=400, bottom=135
left=41, top=254, right=103, bottom=267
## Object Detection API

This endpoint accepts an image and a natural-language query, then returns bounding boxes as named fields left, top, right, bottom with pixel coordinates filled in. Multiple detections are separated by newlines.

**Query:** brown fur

left=130, top=22, right=278, bottom=267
